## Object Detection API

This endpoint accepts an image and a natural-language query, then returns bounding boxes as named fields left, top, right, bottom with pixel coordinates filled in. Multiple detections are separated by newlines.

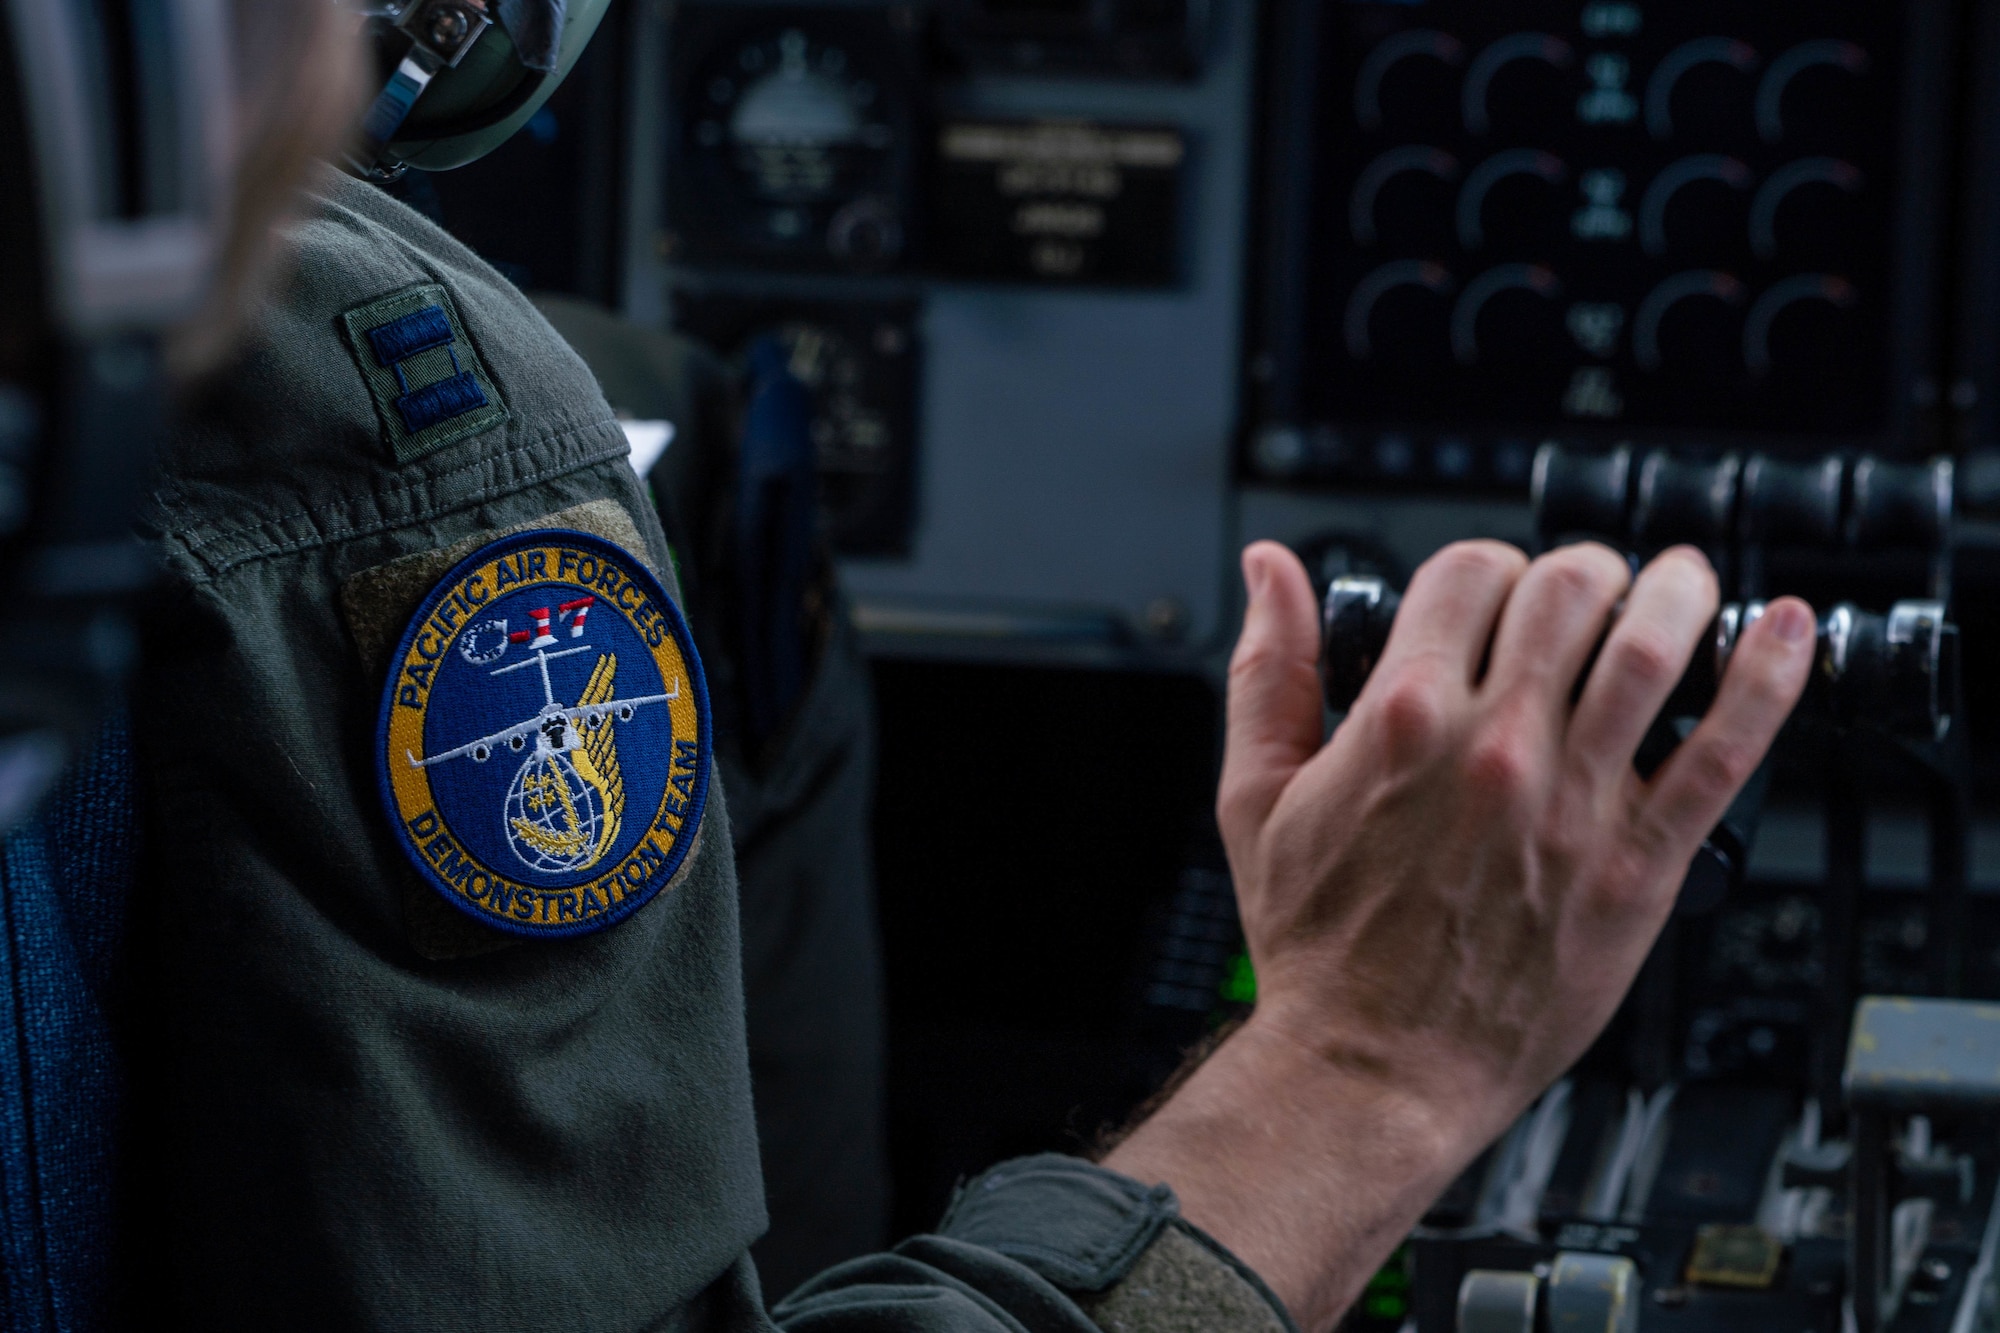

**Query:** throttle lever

left=1320, top=576, right=1959, bottom=912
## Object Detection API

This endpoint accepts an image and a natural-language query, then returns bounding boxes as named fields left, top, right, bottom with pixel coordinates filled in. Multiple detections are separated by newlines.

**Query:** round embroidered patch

left=377, top=528, right=712, bottom=937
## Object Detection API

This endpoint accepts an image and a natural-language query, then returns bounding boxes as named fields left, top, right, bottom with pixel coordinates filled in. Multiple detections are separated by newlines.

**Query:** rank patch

left=341, top=283, right=509, bottom=464
left=377, top=529, right=712, bottom=937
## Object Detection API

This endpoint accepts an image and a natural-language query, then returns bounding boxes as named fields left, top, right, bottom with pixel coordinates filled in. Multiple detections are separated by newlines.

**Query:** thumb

left=1218, top=542, right=1325, bottom=853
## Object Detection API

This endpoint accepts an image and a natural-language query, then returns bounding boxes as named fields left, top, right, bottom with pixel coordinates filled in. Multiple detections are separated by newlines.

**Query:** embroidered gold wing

left=570, top=653, right=625, bottom=865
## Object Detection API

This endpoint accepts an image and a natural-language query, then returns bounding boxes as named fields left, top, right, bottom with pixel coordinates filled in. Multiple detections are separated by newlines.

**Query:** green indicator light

left=1362, top=1292, right=1407, bottom=1319
left=1356, top=1246, right=1411, bottom=1322
left=1219, top=952, right=1257, bottom=1004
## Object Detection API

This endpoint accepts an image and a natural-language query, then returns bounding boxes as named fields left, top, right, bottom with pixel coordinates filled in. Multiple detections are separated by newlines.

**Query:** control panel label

left=933, top=119, right=1184, bottom=287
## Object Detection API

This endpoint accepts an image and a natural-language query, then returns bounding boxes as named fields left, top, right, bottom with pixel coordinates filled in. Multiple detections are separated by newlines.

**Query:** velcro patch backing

left=371, top=526, right=711, bottom=939
left=343, top=499, right=691, bottom=961
left=341, top=283, right=509, bottom=465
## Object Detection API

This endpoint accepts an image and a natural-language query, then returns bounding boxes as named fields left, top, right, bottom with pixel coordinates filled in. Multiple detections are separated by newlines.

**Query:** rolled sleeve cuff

left=936, top=1154, right=1299, bottom=1333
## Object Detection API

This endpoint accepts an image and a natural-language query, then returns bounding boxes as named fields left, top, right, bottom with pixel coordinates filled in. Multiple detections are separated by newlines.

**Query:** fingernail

left=1772, top=601, right=1813, bottom=643
left=1244, top=553, right=1270, bottom=603
left=1670, top=544, right=1714, bottom=574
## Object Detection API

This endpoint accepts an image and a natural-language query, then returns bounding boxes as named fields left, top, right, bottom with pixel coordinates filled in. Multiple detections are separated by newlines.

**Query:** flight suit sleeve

left=530, top=295, right=891, bottom=1293
left=775, top=1155, right=1297, bottom=1333
left=129, top=173, right=772, bottom=1330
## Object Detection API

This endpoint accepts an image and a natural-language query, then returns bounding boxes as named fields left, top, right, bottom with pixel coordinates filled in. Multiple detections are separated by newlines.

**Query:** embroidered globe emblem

left=504, top=750, right=608, bottom=875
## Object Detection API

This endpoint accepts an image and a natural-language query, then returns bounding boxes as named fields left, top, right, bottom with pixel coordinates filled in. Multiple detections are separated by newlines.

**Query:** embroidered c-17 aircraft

left=406, top=640, right=679, bottom=770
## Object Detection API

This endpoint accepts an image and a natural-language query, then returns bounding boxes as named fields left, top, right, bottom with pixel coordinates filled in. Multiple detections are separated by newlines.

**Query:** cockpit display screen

left=1264, top=1, right=1941, bottom=486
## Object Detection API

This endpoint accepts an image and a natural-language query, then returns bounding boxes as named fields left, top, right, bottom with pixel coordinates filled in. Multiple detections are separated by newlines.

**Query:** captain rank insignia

left=377, top=529, right=713, bottom=936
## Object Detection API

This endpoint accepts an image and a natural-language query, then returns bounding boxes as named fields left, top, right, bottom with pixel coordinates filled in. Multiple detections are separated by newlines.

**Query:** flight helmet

left=347, top=0, right=613, bottom=175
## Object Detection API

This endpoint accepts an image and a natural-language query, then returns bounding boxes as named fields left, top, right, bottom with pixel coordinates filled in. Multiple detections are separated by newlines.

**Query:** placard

left=932, top=119, right=1183, bottom=286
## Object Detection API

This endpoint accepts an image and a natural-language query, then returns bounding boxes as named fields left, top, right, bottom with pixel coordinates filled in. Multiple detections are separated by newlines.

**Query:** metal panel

left=840, top=5, right=1257, bottom=654
left=628, top=0, right=1258, bottom=659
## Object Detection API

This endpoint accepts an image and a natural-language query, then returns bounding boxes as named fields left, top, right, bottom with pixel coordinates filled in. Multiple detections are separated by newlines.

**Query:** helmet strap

left=346, top=0, right=494, bottom=178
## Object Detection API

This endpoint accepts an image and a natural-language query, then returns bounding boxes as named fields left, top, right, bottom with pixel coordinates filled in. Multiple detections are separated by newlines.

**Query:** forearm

left=1102, top=1018, right=1487, bottom=1333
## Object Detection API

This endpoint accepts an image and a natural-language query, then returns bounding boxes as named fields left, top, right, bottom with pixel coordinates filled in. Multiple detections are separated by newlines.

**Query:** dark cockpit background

left=393, top=3, right=2000, bottom=1327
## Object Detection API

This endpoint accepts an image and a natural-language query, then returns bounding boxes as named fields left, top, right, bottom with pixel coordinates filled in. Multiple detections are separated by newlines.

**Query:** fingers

left=1218, top=542, right=1326, bottom=849
left=1640, top=596, right=1815, bottom=858
left=1372, top=540, right=1528, bottom=695
left=1481, top=542, right=1632, bottom=716
left=1566, top=547, right=1719, bottom=773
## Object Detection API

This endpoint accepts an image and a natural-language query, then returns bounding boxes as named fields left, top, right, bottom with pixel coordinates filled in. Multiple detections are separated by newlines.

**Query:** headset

left=0, top=0, right=235, bottom=831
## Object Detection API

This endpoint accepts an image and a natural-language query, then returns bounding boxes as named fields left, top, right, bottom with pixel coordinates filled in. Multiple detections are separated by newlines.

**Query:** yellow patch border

left=377, top=528, right=712, bottom=936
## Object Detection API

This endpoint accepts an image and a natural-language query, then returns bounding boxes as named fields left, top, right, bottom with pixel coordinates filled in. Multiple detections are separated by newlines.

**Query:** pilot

left=121, top=3, right=1819, bottom=1330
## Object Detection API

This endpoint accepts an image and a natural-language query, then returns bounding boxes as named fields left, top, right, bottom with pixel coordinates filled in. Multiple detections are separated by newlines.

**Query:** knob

left=828, top=197, right=905, bottom=269
left=1849, top=456, right=1951, bottom=552
left=1458, top=1269, right=1539, bottom=1333
left=1632, top=449, right=1739, bottom=551
left=1740, top=453, right=1844, bottom=548
left=1532, top=441, right=1632, bottom=541
left=1546, top=1253, right=1640, bottom=1333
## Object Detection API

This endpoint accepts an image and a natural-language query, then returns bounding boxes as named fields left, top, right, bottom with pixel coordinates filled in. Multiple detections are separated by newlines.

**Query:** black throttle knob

left=1320, top=576, right=1956, bottom=743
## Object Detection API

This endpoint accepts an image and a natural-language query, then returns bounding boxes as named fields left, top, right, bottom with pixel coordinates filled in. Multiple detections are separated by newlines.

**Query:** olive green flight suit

left=530, top=294, right=891, bottom=1297
left=128, top=169, right=1294, bottom=1333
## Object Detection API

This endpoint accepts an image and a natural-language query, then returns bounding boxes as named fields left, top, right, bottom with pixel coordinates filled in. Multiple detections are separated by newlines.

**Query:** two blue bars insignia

left=367, top=305, right=488, bottom=434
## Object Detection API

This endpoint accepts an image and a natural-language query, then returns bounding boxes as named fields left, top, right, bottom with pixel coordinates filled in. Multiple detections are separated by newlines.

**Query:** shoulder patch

left=341, top=282, right=509, bottom=464
left=377, top=528, right=712, bottom=937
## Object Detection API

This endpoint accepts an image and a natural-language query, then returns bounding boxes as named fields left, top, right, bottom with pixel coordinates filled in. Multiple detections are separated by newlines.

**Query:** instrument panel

left=1250, top=0, right=1951, bottom=493
left=672, top=290, right=921, bottom=556
left=662, top=4, right=924, bottom=273
left=645, top=0, right=1249, bottom=632
left=402, top=10, right=2000, bottom=1327
left=630, top=9, right=2000, bottom=1332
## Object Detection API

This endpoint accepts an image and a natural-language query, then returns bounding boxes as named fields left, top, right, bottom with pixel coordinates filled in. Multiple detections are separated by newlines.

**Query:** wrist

left=1103, top=1015, right=1492, bottom=1331
left=1225, top=1014, right=1493, bottom=1188
left=1241, top=998, right=1522, bottom=1157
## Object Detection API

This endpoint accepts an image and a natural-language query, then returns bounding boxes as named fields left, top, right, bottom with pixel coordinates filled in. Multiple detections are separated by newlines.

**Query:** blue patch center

left=419, top=587, right=675, bottom=890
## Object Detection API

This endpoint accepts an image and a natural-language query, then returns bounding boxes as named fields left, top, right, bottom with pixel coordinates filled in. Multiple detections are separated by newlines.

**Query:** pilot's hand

left=1104, top=540, right=1813, bottom=1331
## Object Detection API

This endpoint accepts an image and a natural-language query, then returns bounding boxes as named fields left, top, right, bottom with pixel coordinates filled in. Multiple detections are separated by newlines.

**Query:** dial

left=667, top=7, right=919, bottom=271
left=1269, top=0, right=1915, bottom=489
